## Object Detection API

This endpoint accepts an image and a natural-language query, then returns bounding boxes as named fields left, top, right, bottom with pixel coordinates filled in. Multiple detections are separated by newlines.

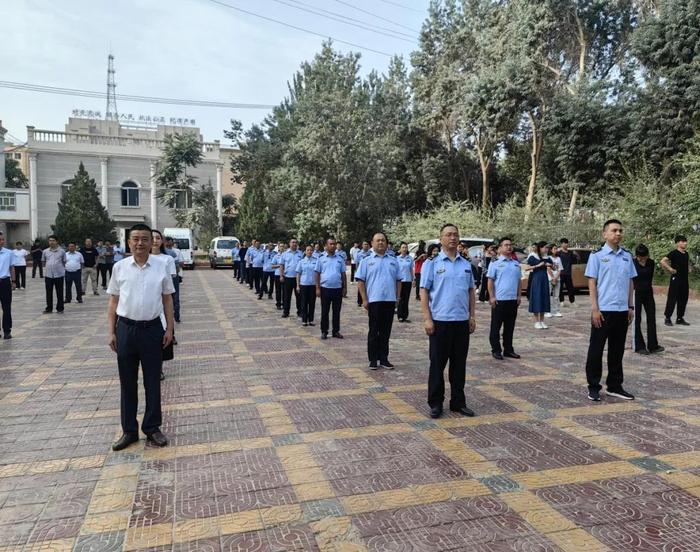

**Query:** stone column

left=216, top=163, right=223, bottom=232
left=29, top=153, right=38, bottom=240
left=100, top=157, right=109, bottom=209
left=150, top=161, right=158, bottom=229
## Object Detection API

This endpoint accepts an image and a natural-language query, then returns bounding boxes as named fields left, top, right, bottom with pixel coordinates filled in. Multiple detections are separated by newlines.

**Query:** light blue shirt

left=585, top=244, right=637, bottom=311
left=251, top=247, right=264, bottom=268
left=262, top=250, right=275, bottom=272
left=396, top=254, right=414, bottom=283
left=281, top=249, right=303, bottom=277
left=272, top=252, right=283, bottom=276
left=296, top=256, right=317, bottom=286
left=487, top=255, right=522, bottom=301
left=355, top=249, right=370, bottom=267
left=337, top=249, right=347, bottom=262
left=0, top=247, right=14, bottom=278
left=420, top=251, right=475, bottom=321
left=113, top=246, right=124, bottom=262
left=312, top=250, right=321, bottom=259
left=355, top=251, right=402, bottom=303
left=232, top=246, right=240, bottom=261
left=315, top=253, right=345, bottom=289
left=245, top=247, right=254, bottom=265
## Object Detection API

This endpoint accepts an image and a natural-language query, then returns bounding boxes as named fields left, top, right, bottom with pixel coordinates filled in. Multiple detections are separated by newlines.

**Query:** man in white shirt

left=0, top=231, right=16, bottom=339
left=64, top=242, right=84, bottom=304
left=12, top=242, right=28, bottom=290
left=107, top=223, right=175, bottom=451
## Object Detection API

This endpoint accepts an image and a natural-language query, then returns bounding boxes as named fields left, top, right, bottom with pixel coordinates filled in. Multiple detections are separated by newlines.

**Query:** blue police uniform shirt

left=396, top=254, right=414, bottom=282
left=337, top=250, right=347, bottom=262
left=420, top=251, right=475, bottom=321
left=262, top=250, right=275, bottom=272
left=231, top=246, right=240, bottom=261
left=486, top=255, right=522, bottom=301
left=272, top=252, right=283, bottom=276
left=312, top=250, right=321, bottom=259
left=251, top=247, right=264, bottom=268
left=296, top=256, right=317, bottom=286
left=355, top=251, right=402, bottom=303
left=0, top=247, right=14, bottom=278
left=355, top=250, right=369, bottom=267
left=315, top=253, right=345, bottom=289
left=281, top=249, right=303, bottom=277
left=585, top=244, right=637, bottom=311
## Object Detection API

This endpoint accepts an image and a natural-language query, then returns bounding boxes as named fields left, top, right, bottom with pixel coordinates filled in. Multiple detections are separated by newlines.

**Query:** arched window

left=121, top=180, right=140, bottom=207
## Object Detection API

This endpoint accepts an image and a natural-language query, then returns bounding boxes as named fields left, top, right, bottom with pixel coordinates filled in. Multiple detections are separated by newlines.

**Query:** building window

left=0, top=191, right=16, bottom=211
left=61, top=179, right=72, bottom=200
left=121, top=181, right=140, bottom=207
left=14, top=153, right=21, bottom=160
left=173, top=189, right=193, bottom=209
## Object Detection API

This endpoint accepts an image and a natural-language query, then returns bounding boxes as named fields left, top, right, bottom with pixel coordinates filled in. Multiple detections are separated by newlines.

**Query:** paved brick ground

left=1, top=269, right=699, bottom=551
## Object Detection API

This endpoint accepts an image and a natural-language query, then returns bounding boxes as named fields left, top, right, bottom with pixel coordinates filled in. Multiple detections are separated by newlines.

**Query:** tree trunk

left=568, top=187, right=579, bottom=219
left=524, top=111, right=543, bottom=216
left=476, top=146, right=490, bottom=210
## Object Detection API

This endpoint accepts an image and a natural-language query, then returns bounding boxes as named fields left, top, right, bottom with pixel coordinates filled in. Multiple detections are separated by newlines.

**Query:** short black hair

left=326, top=237, right=336, bottom=244
left=16, top=241, right=22, bottom=246
left=603, top=219, right=622, bottom=229
left=440, top=223, right=458, bottom=234
left=635, top=244, right=649, bottom=257
left=68, top=241, right=76, bottom=246
left=497, top=237, right=512, bottom=246
left=560, top=238, right=569, bottom=244
left=129, top=223, right=152, bottom=233
left=675, top=234, right=687, bottom=243
left=371, top=231, right=388, bottom=242
left=48, top=234, right=58, bottom=240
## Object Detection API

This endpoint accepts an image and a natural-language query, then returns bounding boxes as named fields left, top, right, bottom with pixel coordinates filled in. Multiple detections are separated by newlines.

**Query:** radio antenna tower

left=105, top=54, right=118, bottom=120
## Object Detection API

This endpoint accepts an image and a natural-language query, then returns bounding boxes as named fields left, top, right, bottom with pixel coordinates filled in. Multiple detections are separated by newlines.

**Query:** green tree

left=191, top=180, right=220, bottom=247
left=4, top=158, right=28, bottom=188
left=52, top=162, right=115, bottom=244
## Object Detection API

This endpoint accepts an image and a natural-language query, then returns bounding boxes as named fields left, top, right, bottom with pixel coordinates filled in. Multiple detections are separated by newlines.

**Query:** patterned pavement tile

left=1, top=270, right=699, bottom=550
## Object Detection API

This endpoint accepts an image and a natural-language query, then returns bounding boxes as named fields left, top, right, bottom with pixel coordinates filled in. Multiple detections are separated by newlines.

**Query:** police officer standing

left=356, top=232, right=402, bottom=369
left=280, top=238, right=303, bottom=318
left=396, top=242, right=414, bottom=322
left=487, top=237, right=522, bottom=360
left=272, top=242, right=286, bottom=310
left=250, top=240, right=264, bottom=295
left=315, top=237, right=347, bottom=339
left=354, top=241, right=370, bottom=306
left=238, top=240, right=248, bottom=283
left=232, top=242, right=240, bottom=280
left=260, top=243, right=275, bottom=300
left=0, top=231, right=16, bottom=339
left=420, top=224, right=476, bottom=419
left=107, top=223, right=174, bottom=450
left=584, top=219, right=637, bottom=402
left=296, top=245, right=317, bottom=326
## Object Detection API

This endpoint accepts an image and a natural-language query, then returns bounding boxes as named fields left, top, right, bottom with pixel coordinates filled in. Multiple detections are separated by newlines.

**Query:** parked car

left=408, top=237, right=494, bottom=272
left=518, top=247, right=593, bottom=293
left=209, top=236, right=240, bottom=268
left=163, top=227, right=195, bottom=270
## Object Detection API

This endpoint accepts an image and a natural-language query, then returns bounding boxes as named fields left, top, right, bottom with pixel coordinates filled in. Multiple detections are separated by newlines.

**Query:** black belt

left=118, top=316, right=160, bottom=328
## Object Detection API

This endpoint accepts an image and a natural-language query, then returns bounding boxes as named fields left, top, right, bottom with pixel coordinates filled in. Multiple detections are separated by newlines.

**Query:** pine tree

left=52, top=162, right=116, bottom=244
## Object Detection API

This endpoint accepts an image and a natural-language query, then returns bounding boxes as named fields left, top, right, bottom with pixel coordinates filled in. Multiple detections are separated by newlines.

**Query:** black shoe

left=368, top=361, right=379, bottom=370
left=321, top=333, right=328, bottom=340
left=380, top=360, right=394, bottom=370
left=398, top=319, right=405, bottom=323
left=665, top=318, right=673, bottom=326
left=258, top=296, right=263, bottom=300
left=607, top=388, right=635, bottom=400
left=112, top=433, right=139, bottom=451
left=3, top=333, right=11, bottom=340
left=281, top=314, right=289, bottom=318
left=492, top=352, right=504, bottom=360
left=146, top=431, right=168, bottom=447
left=588, top=389, right=601, bottom=402
left=636, top=349, right=651, bottom=355
left=43, top=309, right=52, bottom=314
left=503, top=352, right=520, bottom=359
left=160, top=371, right=165, bottom=381
left=332, top=333, right=344, bottom=339
left=450, top=406, right=475, bottom=417
left=65, top=300, right=71, bottom=304
left=308, top=322, right=315, bottom=326
left=650, top=346, right=665, bottom=354
left=77, top=299, right=83, bottom=303
left=93, top=291, right=99, bottom=295
left=430, top=406, right=443, bottom=419
left=403, top=319, right=411, bottom=323
left=175, top=318, right=181, bottom=323
left=57, top=309, right=64, bottom=313
left=303, top=322, right=308, bottom=327
left=676, top=318, right=690, bottom=326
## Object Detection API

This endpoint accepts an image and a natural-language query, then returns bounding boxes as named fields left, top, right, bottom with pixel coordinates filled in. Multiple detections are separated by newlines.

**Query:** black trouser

left=0, top=278, right=11, bottom=335
left=274, top=275, right=283, bottom=307
left=350, top=264, right=356, bottom=282
left=585, top=311, right=628, bottom=393
left=99, top=263, right=113, bottom=287
left=559, top=273, right=575, bottom=303
left=116, top=318, right=163, bottom=435
left=299, top=285, right=317, bottom=323
left=664, top=276, right=689, bottom=320
left=172, top=276, right=180, bottom=322
left=428, top=320, right=470, bottom=409
left=233, top=260, right=240, bottom=279
left=634, top=290, right=659, bottom=352
left=32, top=262, right=43, bottom=278
left=64, top=270, right=82, bottom=302
left=247, top=265, right=254, bottom=288
left=283, top=278, right=299, bottom=316
left=252, top=267, right=263, bottom=294
left=397, top=281, right=412, bottom=320
left=45, top=276, right=64, bottom=312
left=478, top=273, right=489, bottom=302
left=14, top=266, right=26, bottom=288
left=261, top=271, right=274, bottom=298
left=320, top=287, right=342, bottom=335
left=415, top=273, right=421, bottom=299
left=239, top=262, right=247, bottom=282
left=489, top=300, right=518, bottom=354
left=368, top=301, right=395, bottom=363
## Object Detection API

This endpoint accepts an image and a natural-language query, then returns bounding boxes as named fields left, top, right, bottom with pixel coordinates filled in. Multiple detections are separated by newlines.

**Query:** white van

left=209, top=236, right=240, bottom=268
left=163, top=228, right=195, bottom=270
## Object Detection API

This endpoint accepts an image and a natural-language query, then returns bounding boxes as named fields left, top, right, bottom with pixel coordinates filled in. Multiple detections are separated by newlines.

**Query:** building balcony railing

left=0, top=189, right=30, bottom=221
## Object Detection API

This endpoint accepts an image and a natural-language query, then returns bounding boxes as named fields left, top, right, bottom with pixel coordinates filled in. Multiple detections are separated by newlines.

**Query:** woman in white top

left=12, top=242, right=28, bottom=289
left=152, top=230, right=178, bottom=378
left=546, top=243, right=563, bottom=318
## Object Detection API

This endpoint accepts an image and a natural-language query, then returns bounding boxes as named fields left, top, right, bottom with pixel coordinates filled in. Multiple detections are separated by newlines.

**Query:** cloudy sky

left=1, top=0, right=428, bottom=145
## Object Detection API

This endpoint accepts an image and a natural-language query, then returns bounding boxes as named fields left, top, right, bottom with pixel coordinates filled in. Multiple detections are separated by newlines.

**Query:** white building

left=1, top=116, right=225, bottom=245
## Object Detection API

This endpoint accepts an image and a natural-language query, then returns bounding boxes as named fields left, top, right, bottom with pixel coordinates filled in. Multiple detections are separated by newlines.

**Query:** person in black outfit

left=30, top=240, right=43, bottom=278
left=479, top=245, right=496, bottom=302
left=632, top=245, right=664, bottom=355
left=238, top=241, right=248, bottom=283
left=662, top=235, right=691, bottom=326
left=558, top=238, right=577, bottom=305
